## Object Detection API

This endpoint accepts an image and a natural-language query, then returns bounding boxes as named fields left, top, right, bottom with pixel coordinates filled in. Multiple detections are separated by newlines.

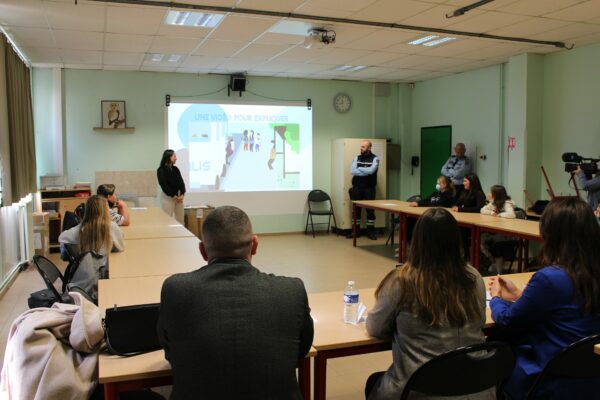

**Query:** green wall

left=34, top=68, right=397, bottom=232
left=406, top=65, right=503, bottom=200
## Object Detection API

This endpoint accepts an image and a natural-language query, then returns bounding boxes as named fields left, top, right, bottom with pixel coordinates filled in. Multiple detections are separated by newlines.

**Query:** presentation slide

left=167, top=101, right=312, bottom=192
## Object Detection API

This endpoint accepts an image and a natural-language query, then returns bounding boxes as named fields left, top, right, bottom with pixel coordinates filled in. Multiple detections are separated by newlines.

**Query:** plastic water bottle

left=343, top=280, right=359, bottom=324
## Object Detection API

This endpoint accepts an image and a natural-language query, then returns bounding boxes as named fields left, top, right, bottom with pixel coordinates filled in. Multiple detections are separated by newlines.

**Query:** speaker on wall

left=230, top=74, right=246, bottom=92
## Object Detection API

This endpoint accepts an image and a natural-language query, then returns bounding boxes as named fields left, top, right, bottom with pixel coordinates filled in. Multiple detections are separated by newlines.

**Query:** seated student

left=489, top=197, right=600, bottom=400
left=58, top=195, right=124, bottom=301
left=365, top=208, right=491, bottom=400
left=480, top=185, right=516, bottom=273
left=157, top=206, right=314, bottom=400
left=408, top=175, right=455, bottom=207
left=96, top=183, right=130, bottom=226
left=452, top=173, right=486, bottom=213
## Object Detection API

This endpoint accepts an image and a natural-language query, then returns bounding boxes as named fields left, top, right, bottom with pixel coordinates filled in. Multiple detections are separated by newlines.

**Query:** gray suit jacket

left=157, top=258, right=314, bottom=400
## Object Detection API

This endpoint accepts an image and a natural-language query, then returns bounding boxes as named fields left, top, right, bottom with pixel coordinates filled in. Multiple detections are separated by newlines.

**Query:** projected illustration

left=167, top=102, right=312, bottom=192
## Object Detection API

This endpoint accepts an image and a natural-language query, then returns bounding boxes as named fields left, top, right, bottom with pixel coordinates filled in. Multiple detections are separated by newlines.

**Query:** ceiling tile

left=103, top=65, right=140, bottom=71
left=458, top=42, right=530, bottom=61
left=399, top=5, right=485, bottom=29
left=231, top=43, right=290, bottom=60
left=180, top=55, right=228, bottom=68
left=0, top=0, right=48, bottom=28
left=103, top=51, right=144, bottom=66
left=104, top=33, right=154, bottom=53
left=140, top=66, right=177, bottom=72
left=325, top=25, right=379, bottom=47
left=249, top=61, right=302, bottom=73
left=59, top=49, right=103, bottom=64
left=52, top=30, right=104, bottom=51
left=347, top=51, right=404, bottom=66
left=488, top=17, right=572, bottom=37
left=306, top=48, right=373, bottom=64
left=209, top=15, right=276, bottom=41
left=287, top=62, right=338, bottom=73
left=20, top=46, right=62, bottom=63
left=218, top=57, right=264, bottom=72
left=193, top=39, right=248, bottom=57
left=63, top=63, right=101, bottom=70
left=530, top=22, right=600, bottom=42
left=417, top=38, right=492, bottom=57
left=544, top=1, right=600, bottom=21
left=348, top=66, right=398, bottom=78
left=149, top=36, right=203, bottom=54
left=349, top=0, right=436, bottom=23
left=446, top=11, right=531, bottom=33
left=383, top=54, right=443, bottom=68
left=237, top=0, right=307, bottom=13
left=6, top=27, right=56, bottom=48
left=497, top=0, right=582, bottom=17
left=155, top=23, right=216, bottom=39
left=106, top=5, right=165, bottom=35
left=377, top=68, right=422, bottom=80
left=341, top=29, right=415, bottom=51
left=44, top=1, right=105, bottom=31
left=175, top=67, right=213, bottom=74
left=254, top=32, right=305, bottom=45
left=269, top=46, right=326, bottom=62
left=298, top=0, right=378, bottom=14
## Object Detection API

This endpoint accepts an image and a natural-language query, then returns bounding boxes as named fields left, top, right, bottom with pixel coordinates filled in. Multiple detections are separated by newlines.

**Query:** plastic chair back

left=400, top=341, right=515, bottom=400
left=32, top=255, right=65, bottom=303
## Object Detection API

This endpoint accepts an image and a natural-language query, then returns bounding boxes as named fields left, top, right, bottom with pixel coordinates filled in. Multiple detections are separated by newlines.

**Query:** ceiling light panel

left=423, top=37, right=456, bottom=47
left=408, top=35, right=439, bottom=45
left=164, top=11, right=224, bottom=28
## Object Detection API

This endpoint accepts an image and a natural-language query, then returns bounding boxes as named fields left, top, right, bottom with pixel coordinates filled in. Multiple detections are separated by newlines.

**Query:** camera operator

left=575, top=165, right=600, bottom=211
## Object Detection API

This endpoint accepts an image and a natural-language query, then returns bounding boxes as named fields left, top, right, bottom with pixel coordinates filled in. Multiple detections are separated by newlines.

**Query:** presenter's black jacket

left=157, top=258, right=314, bottom=400
left=157, top=165, right=186, bottom=197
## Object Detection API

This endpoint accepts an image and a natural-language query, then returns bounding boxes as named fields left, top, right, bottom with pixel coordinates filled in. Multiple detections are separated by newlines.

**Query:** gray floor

left=0, top=232, right=397, bottom=399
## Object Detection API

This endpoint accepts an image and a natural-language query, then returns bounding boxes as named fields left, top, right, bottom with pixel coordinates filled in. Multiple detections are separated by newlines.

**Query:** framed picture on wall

left=101, top=100, right=127, bottom=128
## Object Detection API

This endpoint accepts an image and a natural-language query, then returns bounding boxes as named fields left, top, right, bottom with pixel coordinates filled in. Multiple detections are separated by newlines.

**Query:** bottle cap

left=348, top=280, right=355, bottom=285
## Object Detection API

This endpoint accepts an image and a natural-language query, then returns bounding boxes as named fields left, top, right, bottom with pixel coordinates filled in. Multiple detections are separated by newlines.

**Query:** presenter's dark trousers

left=353, top=186, right=376, bottom=222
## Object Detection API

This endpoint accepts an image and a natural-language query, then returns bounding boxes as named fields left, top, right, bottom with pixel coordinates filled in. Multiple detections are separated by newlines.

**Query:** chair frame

left=32, top=255, right=68, bottom=303
left=304, top=189, right=338, bottom=238
left=400, top=341, right=515, bottom=400
left=525, top=333, right=600, bottom=399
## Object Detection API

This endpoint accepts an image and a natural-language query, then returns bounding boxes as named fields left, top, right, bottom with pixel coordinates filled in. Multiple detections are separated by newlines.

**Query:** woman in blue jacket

left=489, top=197, right=600, bottom=399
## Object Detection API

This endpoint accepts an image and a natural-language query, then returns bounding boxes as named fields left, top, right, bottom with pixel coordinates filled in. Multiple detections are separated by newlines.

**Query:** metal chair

left=400, top=341, right=515, bottom=400
left=304, top=189, right=338, bottom=237
left=525, top=333, right=600, bottom=399
left=32, top=255, right=71, bottom=304
left=386, top=195, right=420, bottom=246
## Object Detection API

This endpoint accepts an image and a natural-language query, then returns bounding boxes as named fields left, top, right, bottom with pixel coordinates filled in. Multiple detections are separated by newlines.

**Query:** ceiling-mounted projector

left=303, top=28, right=336, bottom=49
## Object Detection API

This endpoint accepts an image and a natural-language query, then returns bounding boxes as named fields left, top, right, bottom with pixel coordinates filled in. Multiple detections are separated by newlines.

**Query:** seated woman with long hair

left=452, top=173, right=486, bottom=213
left=59, top=195, right=124, bottom=255
left=489, top=197, right=600, bottom=399
left=365, top=208, right=492, bottom=400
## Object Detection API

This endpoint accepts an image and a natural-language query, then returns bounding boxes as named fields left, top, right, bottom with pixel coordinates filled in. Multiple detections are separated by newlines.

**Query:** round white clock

left=333, top=93, right=351, bottom=113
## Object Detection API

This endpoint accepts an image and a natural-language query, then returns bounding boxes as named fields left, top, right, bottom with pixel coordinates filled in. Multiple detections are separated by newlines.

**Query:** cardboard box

left=33, top=212, right=49, bottom=226
left=184, top=206, right=215, bottom=240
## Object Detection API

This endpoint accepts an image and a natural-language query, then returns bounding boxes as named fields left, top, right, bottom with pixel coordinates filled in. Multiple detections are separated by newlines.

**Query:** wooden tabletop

left=476, top=218, right=541, bottom=239
left=122, top=207, right=195, bottom=240
left=109, top=236, right=203, bottom=278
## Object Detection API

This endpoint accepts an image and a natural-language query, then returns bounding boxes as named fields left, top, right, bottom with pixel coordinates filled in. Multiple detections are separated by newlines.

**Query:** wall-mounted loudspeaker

left=230, top=75, right=246, bottom=91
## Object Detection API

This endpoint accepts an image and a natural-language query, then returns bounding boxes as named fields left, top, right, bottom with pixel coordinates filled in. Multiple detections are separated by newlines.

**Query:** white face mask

left=435, top=183, right=441, bottom=191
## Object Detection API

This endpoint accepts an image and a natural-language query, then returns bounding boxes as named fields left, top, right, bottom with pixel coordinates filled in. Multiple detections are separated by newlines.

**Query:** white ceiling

left=1, top=0, right=600, bottom=82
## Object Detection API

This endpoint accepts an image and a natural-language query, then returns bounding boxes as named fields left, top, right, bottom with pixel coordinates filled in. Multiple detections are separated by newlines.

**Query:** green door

left=420, top=126, right=452, bottom=197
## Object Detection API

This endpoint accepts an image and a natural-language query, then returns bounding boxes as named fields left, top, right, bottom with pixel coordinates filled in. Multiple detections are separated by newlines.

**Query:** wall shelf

left=93, top=127, right=135, bottom=132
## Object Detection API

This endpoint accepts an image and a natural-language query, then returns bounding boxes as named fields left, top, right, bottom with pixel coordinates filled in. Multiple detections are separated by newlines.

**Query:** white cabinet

left=331, top=138, right=387, bottom=230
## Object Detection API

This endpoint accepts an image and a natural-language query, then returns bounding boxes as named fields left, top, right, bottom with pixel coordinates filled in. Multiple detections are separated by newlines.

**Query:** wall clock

left=333, top=93, right=351, bottom=113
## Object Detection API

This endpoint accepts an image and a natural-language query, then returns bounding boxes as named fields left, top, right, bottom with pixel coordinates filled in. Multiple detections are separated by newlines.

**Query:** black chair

left=32, top=255, right=71, bottom=304
left=525, top=333, right=600, bottom=399
left=400, top=341, right=515, bottom=400
left=490, top=207, right=528, bottom=273
left=304, top=190, right=338, bottom=237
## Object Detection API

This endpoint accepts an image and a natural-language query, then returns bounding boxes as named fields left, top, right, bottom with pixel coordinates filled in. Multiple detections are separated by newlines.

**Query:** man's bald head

left=201, top=206, right=256, bottom=260
left=454, top=143, right=466, bottom=158
left=360, top=140, right=372, bottom=155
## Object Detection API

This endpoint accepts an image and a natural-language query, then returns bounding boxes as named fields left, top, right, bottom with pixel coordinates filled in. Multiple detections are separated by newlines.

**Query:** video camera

left=562, top=152, right=599, bottom=176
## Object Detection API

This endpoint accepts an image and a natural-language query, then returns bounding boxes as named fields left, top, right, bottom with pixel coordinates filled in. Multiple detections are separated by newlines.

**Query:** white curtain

left=0, top=198, right=31, bottom=291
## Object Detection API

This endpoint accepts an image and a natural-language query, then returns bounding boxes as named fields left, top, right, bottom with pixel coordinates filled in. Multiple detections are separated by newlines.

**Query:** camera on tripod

left=562, top=152, right=599, bottom=176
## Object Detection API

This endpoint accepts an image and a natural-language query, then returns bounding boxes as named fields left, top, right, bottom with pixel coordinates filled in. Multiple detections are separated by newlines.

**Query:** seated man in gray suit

left=157, top=206, right=314, bottom=400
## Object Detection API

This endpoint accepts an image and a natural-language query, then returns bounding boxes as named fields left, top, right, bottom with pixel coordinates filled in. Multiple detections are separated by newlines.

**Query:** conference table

left=98, top=270, right=533, bottom=400
left=109, top=236, right=203, bottom=278
left=97, top=275, right=316, bottom=400
left=121, top=207, right=195, bottom=240
left=352, top=200, right=542, bottom=271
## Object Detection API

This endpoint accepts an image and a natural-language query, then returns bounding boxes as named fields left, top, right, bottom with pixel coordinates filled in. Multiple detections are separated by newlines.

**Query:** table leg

left=104, top=383, right=119, bottom=400
left=313, top=354, right=327, bottom=400
left=400, top=213, right=407, bottom=262
left=352, top=203, right=357, bottom=247
left=472, top=226, right=480, bottom=271
left=298, top=357, right=311, bottom=400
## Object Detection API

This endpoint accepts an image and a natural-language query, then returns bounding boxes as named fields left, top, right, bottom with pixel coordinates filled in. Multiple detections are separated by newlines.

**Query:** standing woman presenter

left=157, top=149, right=186, bottom=223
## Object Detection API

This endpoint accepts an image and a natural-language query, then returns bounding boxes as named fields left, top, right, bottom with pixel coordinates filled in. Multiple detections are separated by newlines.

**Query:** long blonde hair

left=79, top=195, right=112, bottom=254
left=375, top=208, right=481, bottom=326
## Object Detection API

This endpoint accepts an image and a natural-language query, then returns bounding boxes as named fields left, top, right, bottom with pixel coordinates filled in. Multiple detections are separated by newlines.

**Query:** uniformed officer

left=348, top=140, right=379, bottom=240
left=441, top=142, right=472, bottom=198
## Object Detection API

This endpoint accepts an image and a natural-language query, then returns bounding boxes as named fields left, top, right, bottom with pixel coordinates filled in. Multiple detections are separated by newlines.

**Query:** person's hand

left=488, top=276, right=522, bottom=302
left=116, top=199, right=126, bottom=209
left=574, top=165, right=582, bottom=174
left=408, top=202, right=418, bottom=207
left=451, top=206, right=459, bottom=212
left=491, top=211, right=497, bottom=217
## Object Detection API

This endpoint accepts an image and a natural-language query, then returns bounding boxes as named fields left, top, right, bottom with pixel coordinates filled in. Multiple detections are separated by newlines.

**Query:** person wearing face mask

left=408, top=176, right=455, bottom=208
left=480, top=185, right=516, bottom=273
